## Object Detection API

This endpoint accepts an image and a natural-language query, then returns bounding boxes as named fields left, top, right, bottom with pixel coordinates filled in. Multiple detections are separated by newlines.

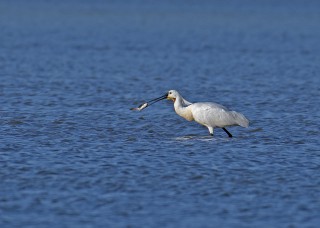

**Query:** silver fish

left=130, top=102, right=148, bottom=111
left=131, top=93, right=168, bottom=111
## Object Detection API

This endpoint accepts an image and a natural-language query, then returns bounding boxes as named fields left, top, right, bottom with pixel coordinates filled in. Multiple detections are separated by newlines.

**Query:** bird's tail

left=231, top=111, right=249, bottom=128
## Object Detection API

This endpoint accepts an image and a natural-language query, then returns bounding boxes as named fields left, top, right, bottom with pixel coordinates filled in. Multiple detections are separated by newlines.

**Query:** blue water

left=0, top=0, right=319, bottom=227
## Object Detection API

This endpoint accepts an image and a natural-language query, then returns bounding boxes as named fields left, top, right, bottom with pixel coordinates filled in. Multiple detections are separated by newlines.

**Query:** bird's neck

left=174, top=96, right=194, bottom=121
left=174, top=95, right=192, bottom=107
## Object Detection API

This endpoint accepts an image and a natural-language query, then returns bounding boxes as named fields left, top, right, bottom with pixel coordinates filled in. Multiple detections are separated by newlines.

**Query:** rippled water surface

left=1, top=0, right=319, bottom=227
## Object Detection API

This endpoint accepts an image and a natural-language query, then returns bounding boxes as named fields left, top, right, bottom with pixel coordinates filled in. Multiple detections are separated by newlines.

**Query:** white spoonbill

left=132, top=90, right=249, bottom=137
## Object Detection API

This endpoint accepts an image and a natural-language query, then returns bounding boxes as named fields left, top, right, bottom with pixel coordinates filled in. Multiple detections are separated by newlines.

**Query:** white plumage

left=132, top=89, right=249, bottom=137
left=167, top=90, right=249, bottom=137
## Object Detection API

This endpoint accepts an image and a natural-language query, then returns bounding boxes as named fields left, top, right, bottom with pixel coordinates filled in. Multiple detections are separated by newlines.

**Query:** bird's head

left=167, top=90, right=179, bottom=102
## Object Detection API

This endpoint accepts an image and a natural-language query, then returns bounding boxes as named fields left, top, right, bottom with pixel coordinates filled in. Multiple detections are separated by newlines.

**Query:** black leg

left=222, top=128, right=233, bottom=138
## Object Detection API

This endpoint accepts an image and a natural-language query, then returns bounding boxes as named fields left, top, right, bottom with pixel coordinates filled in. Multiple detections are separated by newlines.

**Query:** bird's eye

left=169, top=92, right=172, bottom=94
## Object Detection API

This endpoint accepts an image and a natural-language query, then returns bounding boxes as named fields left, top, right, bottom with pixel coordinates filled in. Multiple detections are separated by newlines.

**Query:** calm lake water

left=0, top=0, right=319, bottom=227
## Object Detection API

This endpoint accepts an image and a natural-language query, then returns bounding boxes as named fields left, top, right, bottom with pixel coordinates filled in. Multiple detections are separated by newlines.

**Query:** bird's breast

left=175, top=106, right=194, bottom=121
left=184, top=112, right=194, bottom=121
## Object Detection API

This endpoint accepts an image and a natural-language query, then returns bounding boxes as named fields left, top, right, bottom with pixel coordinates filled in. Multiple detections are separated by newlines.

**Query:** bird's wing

left=194, top=102, right=229, bottom=111
left=191, top=102, right=236, bottom=127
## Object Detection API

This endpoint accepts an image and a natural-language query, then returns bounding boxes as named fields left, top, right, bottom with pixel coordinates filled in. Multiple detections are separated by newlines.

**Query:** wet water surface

left=0, top=0, right=319, bottom=227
